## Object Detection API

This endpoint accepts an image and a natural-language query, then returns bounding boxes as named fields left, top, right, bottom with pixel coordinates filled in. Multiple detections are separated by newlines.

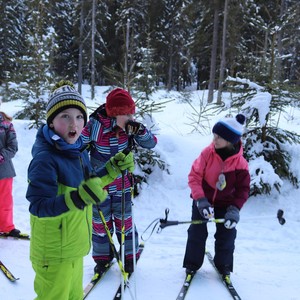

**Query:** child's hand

left=224, top=205, right=240, bottom=229
left=195, top=198, right=214, bottom=219
left=65, top=177, right=108, bottom=211
left=105, top=152, right=135, bottom=179
left=125, top=120, right=145, bottom=135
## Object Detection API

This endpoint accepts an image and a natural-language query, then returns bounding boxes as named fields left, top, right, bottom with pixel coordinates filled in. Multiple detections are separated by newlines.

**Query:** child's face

left=116, top=114, right=134, bottom=129
left=213, top=133, right=231, bottom=149
left=50, top=108, right=85, bottom=144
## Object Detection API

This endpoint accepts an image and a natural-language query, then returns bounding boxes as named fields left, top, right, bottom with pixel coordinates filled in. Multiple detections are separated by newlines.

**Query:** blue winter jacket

left=27, top=125, right=100, bottom=265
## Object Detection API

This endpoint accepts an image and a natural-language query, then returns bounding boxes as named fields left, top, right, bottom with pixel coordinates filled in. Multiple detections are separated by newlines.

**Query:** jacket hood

left=32, top=125, right=86, bottom=158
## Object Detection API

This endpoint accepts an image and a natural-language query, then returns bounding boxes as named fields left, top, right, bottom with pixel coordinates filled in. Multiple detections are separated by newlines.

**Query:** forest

left=0, top=0, right=299, bottom=103
left=1, top=0, right=300, bottom=196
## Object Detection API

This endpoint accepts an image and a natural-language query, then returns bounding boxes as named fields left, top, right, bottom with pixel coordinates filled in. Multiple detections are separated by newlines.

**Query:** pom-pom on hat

left=212, top=114, right=246, bottom=144
left=46, top=80, right=87, bottom=126
left=106, top=88, right=135, bottom=117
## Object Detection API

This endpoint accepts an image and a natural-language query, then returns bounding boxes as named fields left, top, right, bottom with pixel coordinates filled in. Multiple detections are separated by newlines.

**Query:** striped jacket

left=81, top=104, right=157, bottom=194
left=188, top=142, right=250, bottom=209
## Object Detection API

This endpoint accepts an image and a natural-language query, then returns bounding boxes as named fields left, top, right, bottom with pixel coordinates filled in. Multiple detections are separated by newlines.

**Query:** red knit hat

left=106, top=88, right=136, bottom=117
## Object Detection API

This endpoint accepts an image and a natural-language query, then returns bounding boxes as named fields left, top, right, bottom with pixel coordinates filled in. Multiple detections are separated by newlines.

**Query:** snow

left=242, top=91, right=272, bottom=127
left=1, top=85, right=300, bottom=300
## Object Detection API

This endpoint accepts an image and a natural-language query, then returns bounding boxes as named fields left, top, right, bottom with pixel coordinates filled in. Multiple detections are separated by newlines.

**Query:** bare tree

left=90, top=0, right=97, bottom=99
left=167, top=21, right=174, bottom=91
left=124, top=19, right=130, bottom=88
left=217, top=0, right=229, bottom=104
left=208, top=0, right=221, bottom=103
left=77, top=0, right=84, bottom=94
left=275, top=0, right=286, bottom=82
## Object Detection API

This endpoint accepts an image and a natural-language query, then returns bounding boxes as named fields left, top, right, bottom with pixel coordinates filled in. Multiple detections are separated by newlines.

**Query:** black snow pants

left=183, top=201, right=237, bottom=273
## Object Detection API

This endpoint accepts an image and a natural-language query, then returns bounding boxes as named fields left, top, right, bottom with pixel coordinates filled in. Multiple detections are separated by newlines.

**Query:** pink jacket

left=188, top=142, right=250, bottom=209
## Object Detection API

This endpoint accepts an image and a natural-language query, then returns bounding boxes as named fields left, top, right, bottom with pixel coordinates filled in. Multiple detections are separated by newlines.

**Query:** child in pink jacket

left=0, top=110, right=19, bottom=237
left=183, top=114, right=250, bottom=283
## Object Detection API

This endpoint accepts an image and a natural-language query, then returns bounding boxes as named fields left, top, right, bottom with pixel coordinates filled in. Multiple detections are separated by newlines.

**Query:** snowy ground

left=1, top=86, right=300, bottom=300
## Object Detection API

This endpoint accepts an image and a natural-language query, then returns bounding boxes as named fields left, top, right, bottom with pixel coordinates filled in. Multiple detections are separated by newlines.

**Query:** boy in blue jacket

left=26, top=80, right=134, bottom=300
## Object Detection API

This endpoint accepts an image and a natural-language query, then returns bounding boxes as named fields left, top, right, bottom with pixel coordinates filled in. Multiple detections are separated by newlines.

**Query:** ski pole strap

left=140, top=218, right=161, bottom=241
left=159, top=220, right=179, bottom=229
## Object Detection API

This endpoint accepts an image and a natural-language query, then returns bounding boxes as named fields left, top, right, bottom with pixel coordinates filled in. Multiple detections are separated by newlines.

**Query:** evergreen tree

left=0, top=0, right=27, bottom=98
left=229, top=77, right=300, bottom=195
left=51, top=0, right=79, bottom=81
left=13, top=0, right=55, bottom=128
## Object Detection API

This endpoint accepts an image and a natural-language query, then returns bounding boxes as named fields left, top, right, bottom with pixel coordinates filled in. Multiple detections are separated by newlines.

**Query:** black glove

left=125, top=120, right=145, bottom=135
left=224, top=205, right=240, bottom=229
left=196, top=197, right=214, bottom=219
left=65, top=177, right=108, bottom=210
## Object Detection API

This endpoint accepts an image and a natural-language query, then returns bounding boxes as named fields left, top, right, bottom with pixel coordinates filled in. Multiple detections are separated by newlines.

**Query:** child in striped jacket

left=81, top=88, right=157, bottom=274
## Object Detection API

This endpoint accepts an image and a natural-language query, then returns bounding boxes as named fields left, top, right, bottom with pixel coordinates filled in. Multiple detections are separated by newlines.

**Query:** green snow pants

left=32, top=257, right=83, bottom=300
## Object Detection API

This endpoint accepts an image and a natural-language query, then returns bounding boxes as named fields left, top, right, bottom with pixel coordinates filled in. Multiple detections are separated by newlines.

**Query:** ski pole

left=160, top=218, right=225, bottom=229
left=141, top=208, right=224, bottom=241
left=83, top=167, right=134, bottom=298
left=120, top=140, right=135, bottom=299
left=96, top=208, right=128, bottom=280
left=159, top=208, right=224, bottom=230
left=96, top=207, right=136, bottom=300
left=159, top=208, right=286, bottom=230
left=121, top=170, right=126, bottom=299
left=131, top=200, right=137, bottom=300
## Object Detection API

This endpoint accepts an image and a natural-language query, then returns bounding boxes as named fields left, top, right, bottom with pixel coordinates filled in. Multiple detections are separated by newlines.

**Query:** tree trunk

left=77, top=0, right=84, bottom=94
left=208, top=0, right=220, bottom=103
left=124, top=20, right=130, bottom=88
left=167, top=21, right=174, bottom=91
left=91, top=0, right=96, bottom=99
left=276, top=0, right=286, bottom=82
left=217, top=0, right=229, bottom=104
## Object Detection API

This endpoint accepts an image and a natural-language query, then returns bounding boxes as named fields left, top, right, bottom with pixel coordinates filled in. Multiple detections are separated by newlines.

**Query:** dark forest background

left=1, top=0, right=299, bottom=102
left=1, top=0, right=300, bottom=195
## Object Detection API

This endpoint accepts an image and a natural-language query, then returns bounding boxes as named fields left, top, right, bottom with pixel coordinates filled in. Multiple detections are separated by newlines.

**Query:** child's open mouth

left=69, top=130, right=77, bottom=138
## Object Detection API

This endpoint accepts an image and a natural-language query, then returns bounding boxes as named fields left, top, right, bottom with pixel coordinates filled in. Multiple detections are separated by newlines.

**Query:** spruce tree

left=13, top=0, right=55, bottom=128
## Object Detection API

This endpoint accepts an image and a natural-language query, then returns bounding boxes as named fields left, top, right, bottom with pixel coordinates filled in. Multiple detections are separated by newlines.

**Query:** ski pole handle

left=159, top=220, right=179, bottom=229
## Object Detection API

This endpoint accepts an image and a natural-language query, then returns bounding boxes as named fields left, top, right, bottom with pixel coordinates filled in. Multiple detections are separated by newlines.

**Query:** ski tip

left=12, top=277, right=20, bottom=282
left=0, top=232, right=30, bottom=240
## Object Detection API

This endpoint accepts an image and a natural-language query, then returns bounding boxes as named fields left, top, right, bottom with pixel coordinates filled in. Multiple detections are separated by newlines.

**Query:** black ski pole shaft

left=159, top=218, right=225, bottom=229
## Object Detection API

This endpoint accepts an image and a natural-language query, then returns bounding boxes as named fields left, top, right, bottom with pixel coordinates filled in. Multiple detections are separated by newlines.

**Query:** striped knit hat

left=46, top=80, right=87, bottom=126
